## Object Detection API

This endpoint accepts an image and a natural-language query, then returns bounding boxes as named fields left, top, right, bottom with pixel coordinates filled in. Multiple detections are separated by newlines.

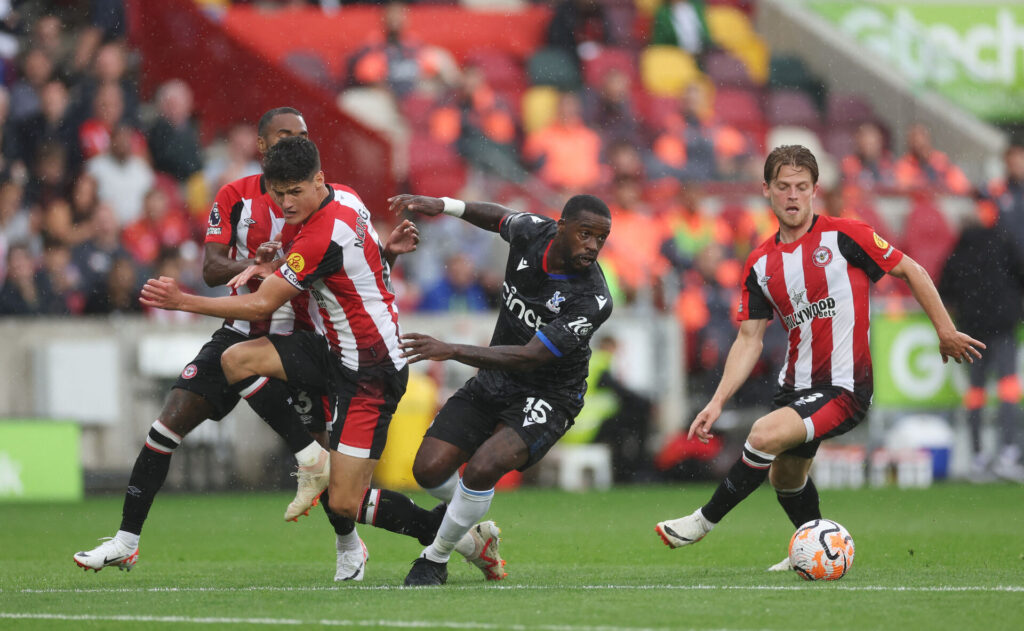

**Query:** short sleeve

left=536, top=293, right=612, bottom=357
left=737, top=253, right=773, bottom=322
left=275, top=227, right=342, bottom=290
left=204, top=185, right=238, bottom=246
left=836, top=220, right=904, bottom=282
left=498, top=212, right=551, bottom=244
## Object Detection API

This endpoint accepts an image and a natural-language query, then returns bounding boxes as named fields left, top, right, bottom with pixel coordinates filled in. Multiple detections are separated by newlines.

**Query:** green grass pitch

left=2, top=483, right=1022, bottom=630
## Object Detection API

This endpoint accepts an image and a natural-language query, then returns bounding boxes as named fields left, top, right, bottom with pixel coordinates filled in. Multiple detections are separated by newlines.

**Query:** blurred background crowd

left=1, top=0, right=1022, bottom=483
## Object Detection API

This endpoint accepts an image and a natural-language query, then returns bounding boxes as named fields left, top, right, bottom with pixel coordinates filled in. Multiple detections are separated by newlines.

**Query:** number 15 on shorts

left=522, top=397, right=552, bottom=427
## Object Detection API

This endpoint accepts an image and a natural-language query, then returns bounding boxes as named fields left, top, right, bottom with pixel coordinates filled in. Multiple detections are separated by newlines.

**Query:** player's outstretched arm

left=141, top=274, right=299, bottom=322
left=388, top=194, right=513, bottom=233
left=399, top=333, right=554, bottom=371
left=689, top=318, right=768, bottom=443
left=203, top=242, right=283, bottom=288
left=888, top=255, right=985, bottom=364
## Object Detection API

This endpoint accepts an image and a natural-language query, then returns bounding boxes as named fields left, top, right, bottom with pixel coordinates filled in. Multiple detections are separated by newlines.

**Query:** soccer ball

left=788, top=519, right=855, bottom=581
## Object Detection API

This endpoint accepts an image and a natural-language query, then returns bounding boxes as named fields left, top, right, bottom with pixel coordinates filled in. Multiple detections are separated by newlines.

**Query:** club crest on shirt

left=208, top=203, right=221, bottom=227
left=181, top=364, right=198, bottom=379
left=873, top=233, right=889, bottom=250
left=812, top=246, right=833, bottom=267
left=287, top=252, right=305, bottom=273
left=546, top=290, right=566, bottom=313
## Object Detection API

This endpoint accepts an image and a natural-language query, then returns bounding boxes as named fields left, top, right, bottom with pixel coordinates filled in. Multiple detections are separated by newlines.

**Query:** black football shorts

left=425, top=377, right=575, bottom=470
left=774, top=386, right=870, bottom=459
left=173, top=327, right=329, bottom=430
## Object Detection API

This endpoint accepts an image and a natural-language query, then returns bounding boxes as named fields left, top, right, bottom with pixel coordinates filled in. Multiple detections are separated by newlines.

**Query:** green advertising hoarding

left=0, top=421, right=82, bottom=501
left=872, top=311, right=967, bottom=407
left=809, top=1, right=1024, bottom=122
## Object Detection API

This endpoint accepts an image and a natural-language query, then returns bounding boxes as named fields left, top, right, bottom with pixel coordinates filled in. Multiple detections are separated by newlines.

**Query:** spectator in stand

left=25, top=142, right=71, bottom=209
left=9, top=48, right=54, bottom=123
left=0, top=179, right=30, bottom=274
left=582, top=67, right=642, bottom=149
left=447, top=63, right=526, bottom=183
left=524, top=91, right=602, bottom=192
left=69, top=172, right=99, bottom=227
left=894, top=123, right=972, bottom=195
left=203, top=122, right=262, bottom=194
left=601, top=171, right=670, bottom=305
left=30, top=16, right=72, bottom=78
left=988, top=144, right=1024, bottom=252
left=147, top=79, right=202, bottom=181
left=83, top=253, right=141, bottom=315
left=36, top=241, right=83, bottom=314
left=39, top=197, right=82, bottom=249
left=659, top=184, right=731, bottom=273
left=345, top=0, right=455, bottom=98
left=649, top=82, right=750, bottom=182
left=546, top=0, right=618, bottom=67
left=69, top=41, right=139, bottom=132
left=79, top=81, right=142, bottom=161
left=0, top=86, right=20, bottom=179
left=87, top=123, right=155, bottom=225
left=71, top=201, right=128, bottom=302
left=416, top=252, right=490, bottom=313
left=0, top=244, right=42, bottom=316
left=840, top=121, right=895, bottom=191
left=939, top=204, right=1024, bottom=483
left=651, top=0, right=713, bottom=59
left=121, top=187, right=193, bottom=267
left=70, top=0, right=129, bottom=82
left=17, top=79, right=80, bottom=177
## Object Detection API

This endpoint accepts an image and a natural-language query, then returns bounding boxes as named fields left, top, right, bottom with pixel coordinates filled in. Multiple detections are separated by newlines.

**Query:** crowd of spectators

left=0, top=1, right=1013, bottom=393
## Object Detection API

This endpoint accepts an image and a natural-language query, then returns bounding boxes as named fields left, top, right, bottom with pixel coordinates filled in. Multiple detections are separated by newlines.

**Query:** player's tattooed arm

left=203, top=242, right=283, bottom=287
left=388, top=194, right=513, bottom=233
left=399, top=333, right=554, bottom=370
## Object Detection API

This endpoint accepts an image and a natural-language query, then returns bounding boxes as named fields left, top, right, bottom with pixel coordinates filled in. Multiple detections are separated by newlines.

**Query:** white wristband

left=441, top=197, right=466, bottom=217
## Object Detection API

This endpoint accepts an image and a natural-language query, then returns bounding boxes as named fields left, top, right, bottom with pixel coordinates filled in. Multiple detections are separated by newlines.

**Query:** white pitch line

left=7, top=584, right=1024, bottom=594
left=0, top=612, right=768, bottom=631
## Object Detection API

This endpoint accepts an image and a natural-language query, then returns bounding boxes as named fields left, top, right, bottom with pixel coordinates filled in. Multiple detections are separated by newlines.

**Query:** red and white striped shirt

left=737, top=215, right=903, bottom=400
left=276, top=184, right=405, bottom=372
left=205, top=174, right=298, bottom=337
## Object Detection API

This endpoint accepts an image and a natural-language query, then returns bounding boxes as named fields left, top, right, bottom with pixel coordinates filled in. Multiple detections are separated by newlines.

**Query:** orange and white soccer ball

left=788, top=519, right=855, bottom=581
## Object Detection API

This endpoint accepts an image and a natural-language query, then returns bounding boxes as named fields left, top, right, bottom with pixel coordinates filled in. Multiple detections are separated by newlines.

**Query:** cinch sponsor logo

left=502, top=282, right=547, bottom=331
left=782, top=296, right=837, bottom=330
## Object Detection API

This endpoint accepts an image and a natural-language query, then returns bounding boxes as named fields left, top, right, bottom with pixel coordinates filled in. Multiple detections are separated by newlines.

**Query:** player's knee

left=462, top=459, right=511, bottom=490
left=746, top=423, right=782, bottom=456
left=221, top=344, right=261, bottom=383
left=327, top=491, right=359, bottom=520
left=412, top=458, right=447, bottom=490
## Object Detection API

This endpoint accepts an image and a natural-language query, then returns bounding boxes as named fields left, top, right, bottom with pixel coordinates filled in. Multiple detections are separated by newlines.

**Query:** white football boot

left=335, top=537, right=368, bottom=582
left=461, top=521, right=507, bottom=580
left=74, top=537, right=139, bottom=572
left=767, top=557, right=792, bottom=572
left=655, top=508, right=714, bottom=549
left=285, top=448, right=330, bottom=521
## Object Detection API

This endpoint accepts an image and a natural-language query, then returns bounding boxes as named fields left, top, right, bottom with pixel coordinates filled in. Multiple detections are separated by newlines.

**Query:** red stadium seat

left=826, top=93, right=875, bottom=128
left=407, top=134, right=467, bottom=198
left=712, top=88, right=764, bottom=141
left=704, top=50, right=755, bottom=89
left=583, top=47, right=637, bottom=88
left=466, top=50, right=527, bottom=102
left=765, top=89, right=821, bottom=130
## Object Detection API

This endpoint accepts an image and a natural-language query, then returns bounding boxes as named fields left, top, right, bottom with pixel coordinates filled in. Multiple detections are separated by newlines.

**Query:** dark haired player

left=654, top=145, right=983, bottom=570
left=74, top=109, right=418, bottom=581
left=388, top=192, right=613, bottom=586
left=139, top=136, right=497, bottom=583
